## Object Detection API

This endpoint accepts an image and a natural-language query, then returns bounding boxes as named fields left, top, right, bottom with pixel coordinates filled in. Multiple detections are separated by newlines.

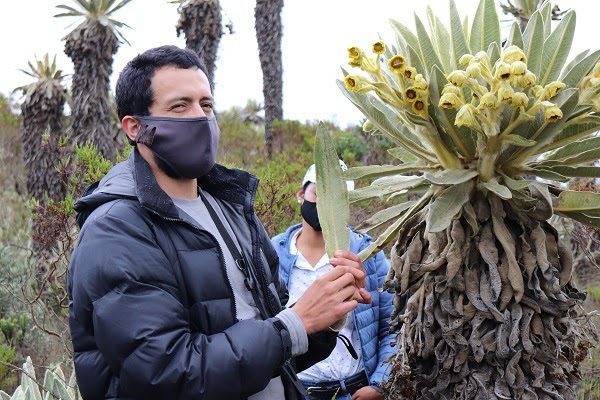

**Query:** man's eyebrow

left=166, top=96, right=214, bottom=104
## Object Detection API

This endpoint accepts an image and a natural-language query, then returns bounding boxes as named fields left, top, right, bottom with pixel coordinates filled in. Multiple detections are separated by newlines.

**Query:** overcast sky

left=1, top=0, right=599, bottom=127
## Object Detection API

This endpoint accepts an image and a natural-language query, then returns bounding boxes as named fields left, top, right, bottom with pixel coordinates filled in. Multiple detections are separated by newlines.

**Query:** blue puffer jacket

left=272, top=224, right=396, bottom=390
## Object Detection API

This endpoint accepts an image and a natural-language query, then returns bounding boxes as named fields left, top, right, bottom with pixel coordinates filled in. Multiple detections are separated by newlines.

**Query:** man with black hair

left=68, top=45, right=372, bottom=400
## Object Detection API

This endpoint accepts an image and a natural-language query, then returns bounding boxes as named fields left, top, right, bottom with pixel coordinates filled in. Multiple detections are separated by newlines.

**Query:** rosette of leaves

left=332, top=0, right=600, bottom=398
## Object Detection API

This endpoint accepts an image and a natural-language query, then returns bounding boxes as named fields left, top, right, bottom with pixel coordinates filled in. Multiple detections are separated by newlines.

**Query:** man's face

left=303, top=183, right=317, bottom=202
left=148, top=66, right=214, bottom=118
left=144, top=66, right=214, bottom=178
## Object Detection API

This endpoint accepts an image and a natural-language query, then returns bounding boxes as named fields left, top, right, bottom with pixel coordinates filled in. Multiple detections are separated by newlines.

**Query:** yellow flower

left=388, top=55, right=407, bottom=73
left=372, top=41, right=386, bottom=55
left=412, top=99, right=427, bottom=114
left=455, top=104, right=478, bottom=127
left=517, top=71, right=536, bottom=88
left=480, top=92, right=497, bottom=108
left=466, top=63, right=482, bottom=79
left=348, top=46, right=362, bottom=60
left=498, top=86, right=514, bottom=103
left=448, top=70, right=468, bottom=86
left=473, top=51, right=490, bottom=64
left=531, top=85, right=544, bottom=98
left=511, top=92, right=529, bottom=108
left=495, top=62, right=511, bottom=80
left=544, top=105, right=563, bottom=122
left=345, top=75, right=367, bottom=91
left=541, top=81, right=566, bottom=100
left=502, top=45, right=527, bottom=64
left=403, top=67, right=417, bottom=81
left=459, top=54, right=473, bottom=67
left=510, top=61, right=527, bottom=76
left=439, top=93, right=462, bottom=109
left=405, top=87, right=419, bottom=102
left=413, top=74, right=428, bottom=90
left=442, top=84, right=461, bottom=96
left=363, top=120, right=375, bottom=132
left=348, top=59, right=362, bottom=68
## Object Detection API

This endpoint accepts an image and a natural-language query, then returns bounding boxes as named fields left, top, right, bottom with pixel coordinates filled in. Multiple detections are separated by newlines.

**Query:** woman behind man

left=271, top=162, right=395, bottom=400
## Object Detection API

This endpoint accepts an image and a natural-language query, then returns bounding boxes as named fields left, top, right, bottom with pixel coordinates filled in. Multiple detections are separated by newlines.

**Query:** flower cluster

left=579, top=60, right=600, bottom=111
left=344, top=41, right=429, bottom=117
left=438, top=46, right=565, bottom=129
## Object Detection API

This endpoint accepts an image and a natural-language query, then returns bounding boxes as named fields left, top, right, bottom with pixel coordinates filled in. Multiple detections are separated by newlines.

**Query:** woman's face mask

left=134, top=115, right=220, bottom=179
left=300, top=199, right=322, bottom=232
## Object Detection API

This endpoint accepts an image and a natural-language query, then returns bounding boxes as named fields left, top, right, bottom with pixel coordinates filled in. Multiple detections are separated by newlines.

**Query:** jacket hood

left=73, top=151, right=137, bottom=227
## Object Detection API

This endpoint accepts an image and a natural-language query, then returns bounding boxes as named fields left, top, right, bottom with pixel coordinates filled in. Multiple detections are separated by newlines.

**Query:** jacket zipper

left=142, top=207, right=239, bottom=322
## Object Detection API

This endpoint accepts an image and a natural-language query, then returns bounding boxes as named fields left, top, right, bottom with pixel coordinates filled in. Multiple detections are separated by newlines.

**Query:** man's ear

left=122, top=116, right=140, bottom=143
left=296, top=186, right=304, bottom=203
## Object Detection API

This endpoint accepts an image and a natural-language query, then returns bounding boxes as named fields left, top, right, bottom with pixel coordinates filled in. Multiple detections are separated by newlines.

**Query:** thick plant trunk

left=383, top=191, right=594, bottom=399
left=255, top=0, right=283, bottom=157
left=20, top=85, right=66, bottom=204
left=64, top=19, right=119, bottom=161
left=176, top=0, right=223, bottom=86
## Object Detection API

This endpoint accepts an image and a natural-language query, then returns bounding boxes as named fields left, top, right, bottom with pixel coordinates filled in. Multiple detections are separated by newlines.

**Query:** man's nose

left=190, top=103, right=207, bottom=117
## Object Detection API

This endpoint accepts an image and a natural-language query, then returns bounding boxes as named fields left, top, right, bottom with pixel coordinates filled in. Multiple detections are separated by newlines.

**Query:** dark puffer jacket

left=68, top=150, right=333, bottom=399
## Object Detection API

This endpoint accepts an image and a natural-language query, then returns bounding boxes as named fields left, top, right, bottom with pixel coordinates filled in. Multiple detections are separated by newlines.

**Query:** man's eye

left=170, top=104, right=185, bottom=110
left=202, top=103, right=214, bottom=109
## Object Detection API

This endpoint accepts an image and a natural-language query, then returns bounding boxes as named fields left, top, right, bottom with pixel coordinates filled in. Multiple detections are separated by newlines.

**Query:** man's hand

left=351, top=386, right=383, bottom=400
left=329, top=250, right=372, bottom=305
left=292, top=266, right=359, bottom=334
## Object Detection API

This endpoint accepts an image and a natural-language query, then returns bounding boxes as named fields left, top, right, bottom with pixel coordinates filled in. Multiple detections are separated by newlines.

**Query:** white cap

left=302, top=160, right=355, bottom=191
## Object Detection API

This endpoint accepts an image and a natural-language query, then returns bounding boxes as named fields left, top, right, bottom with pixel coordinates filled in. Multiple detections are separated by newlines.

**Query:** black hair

left=115, top=45, right=210, bottom=121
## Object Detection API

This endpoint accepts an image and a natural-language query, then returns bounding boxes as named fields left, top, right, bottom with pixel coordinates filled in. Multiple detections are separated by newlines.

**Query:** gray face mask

left=134, top=115, right=220, bottom=179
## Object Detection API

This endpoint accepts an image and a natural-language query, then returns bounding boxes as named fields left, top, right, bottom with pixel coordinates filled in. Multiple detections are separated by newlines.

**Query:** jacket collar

left=133, top=148, right=259, bottom=219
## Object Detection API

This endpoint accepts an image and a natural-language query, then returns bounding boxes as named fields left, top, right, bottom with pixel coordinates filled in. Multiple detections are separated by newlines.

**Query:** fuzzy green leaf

left=415, top=14, right=444, bottom=78
left=449, top=0, right=470, bottom=69
left=543, top=136, right=600, bottom=163
left=538, top=11, right=576, bottom=86
left=355, top=201, right=415, bottom=234
left=428, top=8, right=452, bottom=73
left=503, top=134, right=536, bottom=147
left=427, top=180, right=474, bottom=232
left=314, top=123, right=350, bottom=258
left=349, top=176, right=425, bottom=203
left=557, top=211, right=600, bottom=228
left=423, top=169, right=478, bottom=185
left=469, top=0, right=500, bottom=53
left=359, top=190, right=432, bottom=261
left=505, top=21, right=524, bottom=50
left=554, top=190, right=600, bottom=214
left=523, top=12, right=544, bottom=78
left=540, top=165, right=600, bottom=178
left=527, top=168, right=569, bottom=182
left=389, top=19, right=421, bottom=61
left=561, top=50, right=600, bottom=88
left=482, top=178, right=512, bottom=199
left=539, top=115, right=600, bottom=153
left=344, top=164, right=433, bottom=180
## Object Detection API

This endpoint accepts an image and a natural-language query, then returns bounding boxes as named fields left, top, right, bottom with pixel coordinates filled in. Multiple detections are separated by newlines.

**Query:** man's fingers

left=320, top=265, right=349, bottom=281
left=356, top=287, right=372, bottom=304
left=333, top=249, right=360, bottom=262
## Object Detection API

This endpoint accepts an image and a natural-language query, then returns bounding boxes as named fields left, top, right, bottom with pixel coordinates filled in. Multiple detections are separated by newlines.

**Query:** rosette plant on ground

left=335, top=0, right=600, bottom=398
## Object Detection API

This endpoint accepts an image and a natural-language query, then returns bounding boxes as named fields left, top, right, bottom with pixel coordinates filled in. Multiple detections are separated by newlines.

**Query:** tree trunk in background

left=255, top=0, right=283, bottom=157
left=176, top=0, right=223, bottom=86
left=20, top=85, right=66, bottom=204
left=64, top=19, right=119, bottom=161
